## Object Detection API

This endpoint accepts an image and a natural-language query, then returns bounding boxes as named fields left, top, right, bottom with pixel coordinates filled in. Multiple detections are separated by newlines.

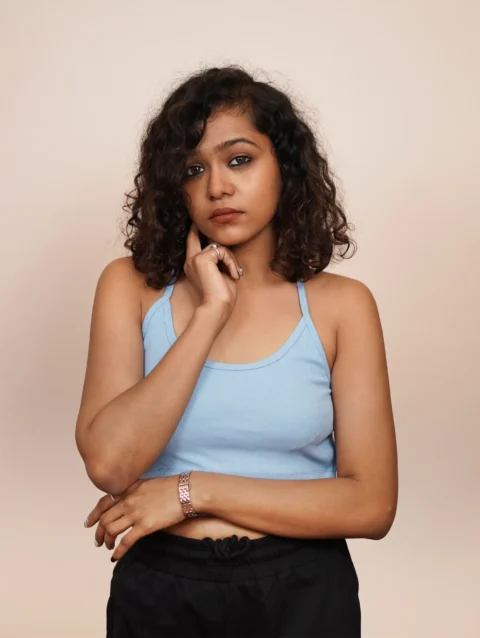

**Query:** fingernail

left=94, top=540, right=101, bottom=547
left=111, top=557, right=117, bottom=563
left=238, top=267, right=243, bottom=277
left=84, top=518, right=89, bottom=527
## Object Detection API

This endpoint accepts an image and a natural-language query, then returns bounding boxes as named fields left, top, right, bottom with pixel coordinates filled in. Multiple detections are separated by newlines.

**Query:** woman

left=76, top=65, right=398, bottom=637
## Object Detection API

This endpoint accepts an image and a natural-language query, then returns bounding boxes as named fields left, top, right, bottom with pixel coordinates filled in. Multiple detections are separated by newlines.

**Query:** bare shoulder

left=98, top=255, right=146, bottom=291
left=306, top=272, right=381, bottom=371
left=93, top=257, right=141, bottom=317
left=314, top=271, right=387, bottom=380
left=97, top=256, right=167, bottom=322
left=309, top=271, right=379, bottom=321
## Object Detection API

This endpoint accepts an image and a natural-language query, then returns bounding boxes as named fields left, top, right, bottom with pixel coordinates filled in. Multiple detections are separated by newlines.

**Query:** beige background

left=1, top=1, right=479, bottom=636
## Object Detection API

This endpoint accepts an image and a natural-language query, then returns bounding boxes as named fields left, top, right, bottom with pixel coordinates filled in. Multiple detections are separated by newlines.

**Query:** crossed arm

left=191, top=473, right=393, bottom=541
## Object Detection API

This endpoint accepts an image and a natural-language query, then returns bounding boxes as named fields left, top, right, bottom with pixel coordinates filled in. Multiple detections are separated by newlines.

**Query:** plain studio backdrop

left=1, top=1, right=478, bottom=637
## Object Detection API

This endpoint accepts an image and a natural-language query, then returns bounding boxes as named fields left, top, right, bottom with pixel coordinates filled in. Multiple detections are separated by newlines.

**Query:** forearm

left=193, top=472, right=395, bottom=540
left=82, top=307, right=221, bottom=495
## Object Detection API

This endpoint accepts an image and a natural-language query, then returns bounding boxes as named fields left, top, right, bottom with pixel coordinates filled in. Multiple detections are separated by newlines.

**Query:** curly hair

left=122, top=65, right=356, bottom=289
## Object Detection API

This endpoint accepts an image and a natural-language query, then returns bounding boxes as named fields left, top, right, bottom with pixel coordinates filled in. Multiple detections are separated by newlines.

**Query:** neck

left=230, top=223, right=279, bottom=290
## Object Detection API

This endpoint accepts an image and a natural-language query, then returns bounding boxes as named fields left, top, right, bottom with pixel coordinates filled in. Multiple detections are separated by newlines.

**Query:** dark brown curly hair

left=122, top=65, right=356, bottom=289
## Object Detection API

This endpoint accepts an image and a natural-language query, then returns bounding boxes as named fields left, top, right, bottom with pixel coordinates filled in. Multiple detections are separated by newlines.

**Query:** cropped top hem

left=140, top=467, right=337, bottom=480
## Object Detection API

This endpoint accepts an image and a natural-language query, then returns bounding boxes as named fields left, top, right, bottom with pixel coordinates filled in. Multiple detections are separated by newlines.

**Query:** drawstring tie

left=202, top=534, right=252, bottom=560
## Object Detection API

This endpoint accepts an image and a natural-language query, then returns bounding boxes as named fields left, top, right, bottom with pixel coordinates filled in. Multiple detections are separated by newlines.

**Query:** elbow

left=84, top=460, right=132, bottom=496
left=364, top=502, right=397, bottom=540
left=77, top=431, right=135, bottom=495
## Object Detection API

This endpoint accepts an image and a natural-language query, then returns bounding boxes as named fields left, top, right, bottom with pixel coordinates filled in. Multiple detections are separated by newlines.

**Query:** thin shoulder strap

left=297, top=280, right=331, bottom=379
left=163, top=281, right=175, bottom=301
left=163, top=272, right=180, bottom=301
left=142, top=278, right=176, bottom=338
left=297, top=281, right=311, bottom=320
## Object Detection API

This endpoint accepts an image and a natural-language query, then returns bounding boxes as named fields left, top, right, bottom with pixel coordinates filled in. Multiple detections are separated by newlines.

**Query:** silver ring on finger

left=209, top=243, right=221, bottom=260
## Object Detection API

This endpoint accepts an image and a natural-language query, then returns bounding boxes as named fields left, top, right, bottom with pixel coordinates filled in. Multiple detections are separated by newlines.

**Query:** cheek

left=245, top=164, right=281, bottom=209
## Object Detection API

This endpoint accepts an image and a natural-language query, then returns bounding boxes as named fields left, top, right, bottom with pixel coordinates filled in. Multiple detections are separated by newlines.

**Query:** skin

left=83, top=109, right=398, bottom=561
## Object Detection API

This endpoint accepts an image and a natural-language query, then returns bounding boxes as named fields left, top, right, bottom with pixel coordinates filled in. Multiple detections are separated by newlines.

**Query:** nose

left=206, top=164, right=234, bottom=200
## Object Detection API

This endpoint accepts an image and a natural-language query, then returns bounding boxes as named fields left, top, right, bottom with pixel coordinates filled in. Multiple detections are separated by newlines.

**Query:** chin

left=207, top=227, right=243, bottom=241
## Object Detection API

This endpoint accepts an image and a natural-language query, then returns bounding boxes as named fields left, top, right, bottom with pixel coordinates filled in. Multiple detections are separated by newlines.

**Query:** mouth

left=209, top=208, right=244, bottom=223
left=209, top=208, right=243, bottom=220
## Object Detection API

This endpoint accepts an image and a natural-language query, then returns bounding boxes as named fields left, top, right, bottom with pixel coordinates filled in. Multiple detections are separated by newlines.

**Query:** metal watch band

left=178, top=471, right=200, bottom=518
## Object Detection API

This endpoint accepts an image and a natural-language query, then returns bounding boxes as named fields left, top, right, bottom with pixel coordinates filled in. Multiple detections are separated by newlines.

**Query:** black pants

left=106, top=530, right=361, bottom=637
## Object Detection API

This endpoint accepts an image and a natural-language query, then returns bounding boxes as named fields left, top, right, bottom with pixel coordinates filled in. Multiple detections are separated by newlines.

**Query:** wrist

left=189, top=471, right=215, bottom=516
left=194, top=304, right=228, bottom=335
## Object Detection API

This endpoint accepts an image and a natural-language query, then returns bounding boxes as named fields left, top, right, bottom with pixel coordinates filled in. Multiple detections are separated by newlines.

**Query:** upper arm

left=75, top=257, right=146, bottom=461
left=330, top=279, right=398, bottom=526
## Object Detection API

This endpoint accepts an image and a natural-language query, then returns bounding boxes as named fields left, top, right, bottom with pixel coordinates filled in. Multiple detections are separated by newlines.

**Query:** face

left=182, top=108, right=282, bottom=246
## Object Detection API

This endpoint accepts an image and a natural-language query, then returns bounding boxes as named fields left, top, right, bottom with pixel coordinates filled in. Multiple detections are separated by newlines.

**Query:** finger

left=185, top=222, right=202, bottom=262
left=94, top=480, right=140, bottom=544
left=95, top=501, right=126, bottom=547
left=228, top=251, right=243, bottom=280
left=215, top=245, right=243, bottom=280
left=111, top=525, right=147, bottom=562
left=84, top=493, right=119, bottom=528
left=95, top=521, right=106, bottom=548
left=104, top=515, right=133, bottom=551
left=206, top=244, right=242, bottom=281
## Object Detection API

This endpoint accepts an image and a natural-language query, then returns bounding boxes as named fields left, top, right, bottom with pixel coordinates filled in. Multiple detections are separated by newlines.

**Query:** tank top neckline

left=164, top=280, right=310, bottom=371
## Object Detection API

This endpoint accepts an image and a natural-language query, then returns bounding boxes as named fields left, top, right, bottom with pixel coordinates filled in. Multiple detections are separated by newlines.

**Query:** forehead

left=193, top=109, right=263, bottom=153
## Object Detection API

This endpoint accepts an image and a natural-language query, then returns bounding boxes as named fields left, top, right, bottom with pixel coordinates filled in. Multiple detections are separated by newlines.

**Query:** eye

left=184, top=155, right=252, bottom=180
left=229, top=155, right=252, bottom=167
left=184, top=165, right=201, bottom=179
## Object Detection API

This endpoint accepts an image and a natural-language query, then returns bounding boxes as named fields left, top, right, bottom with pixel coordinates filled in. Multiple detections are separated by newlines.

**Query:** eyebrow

left=189, top=137, right=261, bottom=158
left=214, top=137, right=260, bottom=152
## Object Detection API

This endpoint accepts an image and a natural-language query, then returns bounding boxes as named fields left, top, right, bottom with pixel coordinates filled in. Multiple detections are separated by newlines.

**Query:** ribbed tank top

left=140, top=279, right=336, bottom=480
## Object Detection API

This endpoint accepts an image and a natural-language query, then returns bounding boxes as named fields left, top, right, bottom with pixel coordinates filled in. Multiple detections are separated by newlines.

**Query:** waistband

left=122, top=530, right=349, bottom=582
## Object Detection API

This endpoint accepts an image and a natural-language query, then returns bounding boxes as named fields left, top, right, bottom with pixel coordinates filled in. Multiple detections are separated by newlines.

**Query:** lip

left=209, top=208, right=243, bottom=220
left=210, top=212, right=242, bottom=224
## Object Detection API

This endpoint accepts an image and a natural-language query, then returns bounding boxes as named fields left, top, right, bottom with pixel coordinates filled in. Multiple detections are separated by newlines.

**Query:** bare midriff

left=163, top=517, right=267, bottom=540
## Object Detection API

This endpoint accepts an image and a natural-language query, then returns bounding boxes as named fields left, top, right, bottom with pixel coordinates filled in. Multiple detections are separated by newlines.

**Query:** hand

left=185, top=222, right=242, bottom=325
left=84, top=476, right=186, bottom=561
left=84, top=491, right=123, bottom=549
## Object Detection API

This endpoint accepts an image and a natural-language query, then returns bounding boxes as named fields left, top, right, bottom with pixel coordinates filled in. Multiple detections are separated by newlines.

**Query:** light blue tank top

left=140, top=279, right=336, bottom=480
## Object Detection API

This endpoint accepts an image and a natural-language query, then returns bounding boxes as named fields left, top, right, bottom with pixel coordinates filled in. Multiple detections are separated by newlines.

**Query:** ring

left=209, top=243, right=221, bottom=259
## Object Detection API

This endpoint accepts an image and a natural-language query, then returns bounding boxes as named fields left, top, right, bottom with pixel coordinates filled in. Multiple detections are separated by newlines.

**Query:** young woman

left=76, top=65, right=398, bottom=637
